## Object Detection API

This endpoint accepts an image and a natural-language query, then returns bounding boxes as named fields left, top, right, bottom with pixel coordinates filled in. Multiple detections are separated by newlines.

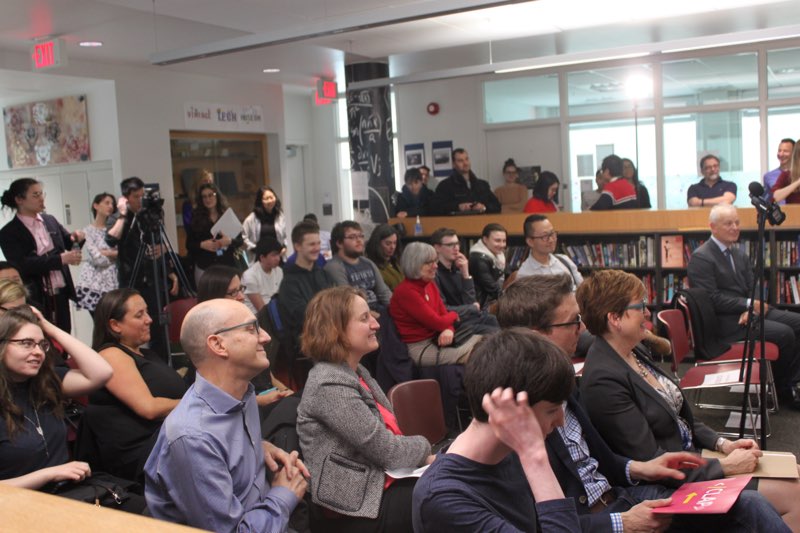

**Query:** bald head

left=180, top=299, right=250, bottom=365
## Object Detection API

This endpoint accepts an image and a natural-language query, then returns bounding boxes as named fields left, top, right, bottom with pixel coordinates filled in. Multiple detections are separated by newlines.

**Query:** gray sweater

left=324, top=256, right=392, bottom=308
left=297, top=362, right=430, bottom=518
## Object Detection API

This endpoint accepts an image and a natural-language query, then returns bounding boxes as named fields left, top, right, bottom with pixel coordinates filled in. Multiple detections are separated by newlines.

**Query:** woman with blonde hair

left=772, top=140, right=800, bottom=203
left=0, top=279, right=27, bottom=311
left=298, top=286, right=433, bottom=532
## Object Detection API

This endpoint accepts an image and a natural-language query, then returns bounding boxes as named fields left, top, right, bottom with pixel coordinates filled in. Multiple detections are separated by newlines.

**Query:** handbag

left=51, top=472, right=138, bottom=508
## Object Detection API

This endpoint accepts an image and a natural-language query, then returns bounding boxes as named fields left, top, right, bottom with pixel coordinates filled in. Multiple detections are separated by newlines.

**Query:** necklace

left=633, top=356, right=649, bottom=379
left=23, top=408, right=49, bottom=458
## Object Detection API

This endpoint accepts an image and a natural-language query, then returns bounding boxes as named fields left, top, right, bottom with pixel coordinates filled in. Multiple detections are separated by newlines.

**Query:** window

left=567, top=65, right=653, bottom=117
left=568, top=118, right=656, bottom=212
left=662, top=53, right=758, bottom=108
left=768, top=47, right=800, bottom=101
left=767, top=106, right=800, bottom=171
left=662, top=109, right=760, bottom=210
left=484, top=74, right=560, bottom=123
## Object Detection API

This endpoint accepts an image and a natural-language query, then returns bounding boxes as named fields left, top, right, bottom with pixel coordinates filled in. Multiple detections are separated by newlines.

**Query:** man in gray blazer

left=687, top=204, right=800, bottom=405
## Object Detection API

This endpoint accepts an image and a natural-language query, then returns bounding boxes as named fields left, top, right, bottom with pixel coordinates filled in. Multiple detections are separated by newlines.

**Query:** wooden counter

left=392, top=206, right=800, bottom=237
left=0, top=483, right=205, bottom=533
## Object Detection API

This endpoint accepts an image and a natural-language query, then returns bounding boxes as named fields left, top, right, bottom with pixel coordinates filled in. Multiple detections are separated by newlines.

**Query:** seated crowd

left=5, top=144, right=800, bottom=533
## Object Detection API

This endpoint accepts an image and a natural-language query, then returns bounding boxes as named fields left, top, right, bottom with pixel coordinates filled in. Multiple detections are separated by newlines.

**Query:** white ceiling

left=0, top=0, right=798, bottom=95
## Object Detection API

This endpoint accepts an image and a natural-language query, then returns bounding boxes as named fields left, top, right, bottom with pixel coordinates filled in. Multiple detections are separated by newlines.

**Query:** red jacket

left=390, top=278, right=458, bottom=343
left=523, top=197, right=558, bottom=213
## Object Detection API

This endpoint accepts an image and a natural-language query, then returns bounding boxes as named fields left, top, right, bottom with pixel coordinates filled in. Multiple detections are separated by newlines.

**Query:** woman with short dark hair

left=298, top=286, right=433, bottom=532
left=524, top=171, right=559, bottom=213
left=468, top=223, right=508, bottom=309
left=76, top=193, right=118, bottom=314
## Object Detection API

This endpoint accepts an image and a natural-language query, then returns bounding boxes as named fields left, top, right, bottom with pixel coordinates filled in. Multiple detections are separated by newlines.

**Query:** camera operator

left=107, top=177, right=178, bottom=361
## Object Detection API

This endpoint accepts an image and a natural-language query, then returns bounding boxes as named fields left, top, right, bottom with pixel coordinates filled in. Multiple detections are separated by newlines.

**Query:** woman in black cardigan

left=185, top=183, right=242, bottom=283
left=0, top=178, right=83, bottom=332
left=577, top=269, right=800, bottom=530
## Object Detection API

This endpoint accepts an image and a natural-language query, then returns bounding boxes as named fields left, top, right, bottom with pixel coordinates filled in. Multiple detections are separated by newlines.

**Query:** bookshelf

left=393, top=207, right=800, bottom=310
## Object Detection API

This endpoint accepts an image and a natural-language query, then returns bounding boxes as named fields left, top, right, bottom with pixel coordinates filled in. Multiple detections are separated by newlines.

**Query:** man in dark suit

left=496, top=274, right=785, bottom=532
left=687, top=204, right=800, bottom=405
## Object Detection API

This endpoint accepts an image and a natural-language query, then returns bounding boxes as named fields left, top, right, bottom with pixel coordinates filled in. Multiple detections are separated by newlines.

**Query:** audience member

left=298, top=286, right=433, bottom=532
left=431, top=227, right=499, bottom=333
left=0, top=178, right=83, bottom=332
left=0, top=261, right=23, bottom=285
left=365, top=224, right=404, bottom=291
left=390, top=242, right=481, bottom=366
left=590, top=155, right=639, bottom=210
left=181, top=168, right=214, bottom=228
left=771, top=140, right=800, bottom=204
left=764, top=138, right=795, bottom=202
left=468, top=223, right=508, bottom=309
left=687, top=205, right=800, bottom=406
left=412, top=328, right=581, bottom=532
left=286, top=213, right=330, bottom=266
left=578, top=269, right=800, bottom=531
left=498, top=273, right=789, bottom=532
left=106, top=177, right=178, bottom=361
left=241, top=237, right=284, bottom=314
left=517, top=215, right=583, bottom=288
left=325, top=221, right=392, bottom=310
left=243, top=186, right=287, bottom=263
left=581, top=169, right=607, bottom=211
left=524, top=171, right=560, bottom=213
left=145, top=298, right=308, bottom=532
left=622, top=158, right=651, bottom=209
left=395, top=168, right=432, bottom=218
left=84, top=289, right=187, bottom=483
left=278, top=221, right=335, bottom=341
left=429, top=148, right=500, bottom=215
left=419, top=165, right=433, bottom=190
left=494, top=158, right=528, bottom=213
left=185, top=183, right=241, bottom=284
left=0, top=306, right=113, bottom=490
left=76, top=193, right=119, bottom=315
left=687, top=154, right=737, bottom=207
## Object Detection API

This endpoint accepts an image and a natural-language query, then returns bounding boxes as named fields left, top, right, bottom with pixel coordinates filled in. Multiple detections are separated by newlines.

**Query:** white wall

left=0, top=51, right=287, bottom=247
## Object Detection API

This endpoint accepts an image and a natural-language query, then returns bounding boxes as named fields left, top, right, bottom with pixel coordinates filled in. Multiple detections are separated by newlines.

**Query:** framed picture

left=404, top=143, right=425, bottom=169
left=432, top=140, right=454, bottom=178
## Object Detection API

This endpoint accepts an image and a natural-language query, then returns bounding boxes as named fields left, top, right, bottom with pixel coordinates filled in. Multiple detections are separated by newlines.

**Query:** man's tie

left=723, top=248, right=736, bottom=272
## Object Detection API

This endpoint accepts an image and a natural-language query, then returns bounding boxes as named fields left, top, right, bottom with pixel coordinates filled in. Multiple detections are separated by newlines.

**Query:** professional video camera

left=138, top=186, right=165, bottom=232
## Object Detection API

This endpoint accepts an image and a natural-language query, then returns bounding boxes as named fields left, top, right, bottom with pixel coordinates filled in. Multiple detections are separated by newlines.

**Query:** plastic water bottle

left=414, top=215, right=423, bottom=236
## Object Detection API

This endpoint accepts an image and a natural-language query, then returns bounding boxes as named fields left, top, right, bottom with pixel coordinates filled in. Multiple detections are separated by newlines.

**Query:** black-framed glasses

left=438, top=241, right=459, bottom=248
left=530, top=231, right=557, bottom=241
left=543, top=314, right=582, bottom=329
left=225, top=285, right=247, bottom=297
left=213, top=319, right=260, bottom=336
left=2, top=338, right=51, bottom=352
left=624, top=300, right=648, bottom=312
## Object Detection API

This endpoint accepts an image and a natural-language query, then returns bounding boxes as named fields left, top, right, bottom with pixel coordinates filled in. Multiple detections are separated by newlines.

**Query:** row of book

left=777, top=272, right=800, bottom=304
left=661, top=273, right=689, bottom=303
left=775, top=238, right=800, bottom=268
left=560, top=236, right=657, bottom=269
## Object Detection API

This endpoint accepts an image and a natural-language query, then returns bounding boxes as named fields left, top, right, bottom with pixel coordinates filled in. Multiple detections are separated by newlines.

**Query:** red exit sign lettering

left=315, top=79, right=339, bottom=105
left=31, top=39, right=67, bottom=70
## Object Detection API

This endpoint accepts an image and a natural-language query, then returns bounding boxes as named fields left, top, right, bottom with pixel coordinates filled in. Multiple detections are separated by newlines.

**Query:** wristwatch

left=715, top=436, right=727, bottom=452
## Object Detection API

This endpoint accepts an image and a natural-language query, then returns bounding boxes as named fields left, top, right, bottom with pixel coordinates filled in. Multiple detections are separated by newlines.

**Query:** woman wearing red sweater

left=524, top=171, right=560, bottom=213
left=389, top=242, right=482, bottom=366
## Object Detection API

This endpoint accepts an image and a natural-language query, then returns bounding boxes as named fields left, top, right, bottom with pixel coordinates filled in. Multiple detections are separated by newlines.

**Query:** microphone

left=749, top=181, right=785, bottom=226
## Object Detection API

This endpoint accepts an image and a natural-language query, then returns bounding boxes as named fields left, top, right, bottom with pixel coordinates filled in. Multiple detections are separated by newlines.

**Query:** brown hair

left=300, top=286, right=367, bottom=363
left=576, top=270, right=645, bottom=336
left=496, top=274, right=574, bottom=332
left=0, top=306, right=63, bottom=437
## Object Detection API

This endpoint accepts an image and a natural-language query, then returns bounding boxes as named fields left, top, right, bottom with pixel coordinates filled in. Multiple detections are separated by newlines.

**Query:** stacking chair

left=657, top=309, right=767, bottom=438
left=388, top=379, right=450, bottom=450
left=164, top=297, right=198, bottom=369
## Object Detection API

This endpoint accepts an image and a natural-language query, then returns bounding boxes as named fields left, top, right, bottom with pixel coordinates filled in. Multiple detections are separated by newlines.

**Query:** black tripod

left=128, top=218, right=193, bottom=368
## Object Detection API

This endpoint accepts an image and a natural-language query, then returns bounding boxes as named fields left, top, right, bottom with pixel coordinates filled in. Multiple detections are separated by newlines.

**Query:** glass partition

left=484, top=74, right=560, bottom=123
left=662, top=52, right=757, bottom=108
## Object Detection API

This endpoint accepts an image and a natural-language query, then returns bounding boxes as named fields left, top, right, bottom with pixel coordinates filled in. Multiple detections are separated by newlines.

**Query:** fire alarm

left=426, top=102, right=440, bottom=115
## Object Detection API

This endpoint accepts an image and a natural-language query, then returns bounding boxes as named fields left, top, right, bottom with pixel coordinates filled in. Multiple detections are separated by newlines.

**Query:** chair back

left=388, top=379, right=447, bottom=445
left=677, top=288, right=732, bottom=360
left=165, top=297, right=198, bottom=343
left=656, top=309, right=692, bottom=371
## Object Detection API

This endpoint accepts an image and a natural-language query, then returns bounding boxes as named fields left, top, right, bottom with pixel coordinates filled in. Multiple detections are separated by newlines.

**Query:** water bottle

left=414, top=215, right=423, bottom=236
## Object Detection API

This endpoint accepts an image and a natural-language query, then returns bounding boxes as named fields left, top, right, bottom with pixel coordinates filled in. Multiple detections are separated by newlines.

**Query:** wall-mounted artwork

left=3, top=94, right=90, bottom=168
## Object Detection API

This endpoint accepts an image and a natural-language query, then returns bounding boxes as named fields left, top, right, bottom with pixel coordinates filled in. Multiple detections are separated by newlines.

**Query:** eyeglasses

left=344, top=233, right=366, bottom=240
left=438, top=241, right=459, bottom=248
left=225, top=285, right=247, bottom=297
left=543, top=314, right=582, bottom=329
left=213, top=319, right=260, bottom=336
left=425, top=258, right=438, bottom=265
left=624, top=300, right=648, bottom=312
left=3, top=338, right=51, bottom=352
left=530, top=231, right=557, bottom=241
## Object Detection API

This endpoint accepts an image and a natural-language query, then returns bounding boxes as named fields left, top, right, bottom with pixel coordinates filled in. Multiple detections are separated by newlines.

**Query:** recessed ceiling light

left=79, top=41, right=103, bottom=47
left=262, top=68, right=280, bottom=73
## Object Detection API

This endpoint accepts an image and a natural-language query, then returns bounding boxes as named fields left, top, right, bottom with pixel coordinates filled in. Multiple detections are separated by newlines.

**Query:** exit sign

left=31, top=39, right=67, bottom=71
left=315, top=79, right=338, bottom=105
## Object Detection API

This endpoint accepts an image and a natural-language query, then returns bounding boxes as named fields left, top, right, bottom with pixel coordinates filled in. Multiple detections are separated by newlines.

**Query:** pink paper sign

left=652, top=476, right=753, bottom=514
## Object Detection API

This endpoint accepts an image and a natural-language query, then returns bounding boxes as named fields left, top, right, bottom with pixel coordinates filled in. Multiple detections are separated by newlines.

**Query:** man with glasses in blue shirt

left=145, top=298, right=308, bottom=533
left=517, top=214, right=583, bottom=289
